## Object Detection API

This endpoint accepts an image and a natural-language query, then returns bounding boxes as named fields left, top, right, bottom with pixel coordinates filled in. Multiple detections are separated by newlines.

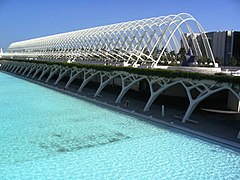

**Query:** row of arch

left=1, top=61, right=238, bottom=122
left=6, top=13, right=215, bottom=67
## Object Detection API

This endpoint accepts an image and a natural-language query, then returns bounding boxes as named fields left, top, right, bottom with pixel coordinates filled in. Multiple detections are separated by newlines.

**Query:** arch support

left=182, top=87, right=240, bottom=122
left=143, top=81, right=181, bottom=111
left=65, top=69, right=84, bottom=88
left=32, top=66, right=44, bottom=78
left=77, top=71, right=100, bottom=92
left=26, top=66, right=37, bottom=77
left=54, top=68, right=71, bottom=85
left=38, top=66, right=51, bottom=80
left=45, top=66, right=61, bottom=83
left=94, top=73, right=120, bottom=97
left=115, top=75, right=145, bottom=103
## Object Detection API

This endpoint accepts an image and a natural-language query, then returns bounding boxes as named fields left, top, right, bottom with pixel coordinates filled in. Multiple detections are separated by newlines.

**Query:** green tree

left=141, top=47, right=150, bottom=60
left=215, top=57, right=222, bottom=66
left=178, top=47, right=186, bottom=63
left=169, top=50, right=176, bottom=58
left=160, top=54, right=168, bottom=65
left=229, top=56, right=238, bottom=66
left=152, top=47, right=160, bottom=60
left=178, top=47, right=186, bottom=56
left=169, top=50, right=177, bottom=65
left=143, top=48, right=150, bottom=55
left=197, top=56, right=212, bottom=66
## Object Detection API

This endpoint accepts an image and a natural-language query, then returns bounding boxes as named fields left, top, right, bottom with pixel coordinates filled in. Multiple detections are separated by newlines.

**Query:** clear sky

left=0, top=0, right=239, bottom=51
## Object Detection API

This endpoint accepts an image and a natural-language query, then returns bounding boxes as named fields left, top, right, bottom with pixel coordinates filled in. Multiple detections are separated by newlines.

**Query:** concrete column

left=94, top=73, right=118, bottom=97
left=77, top=71, right=99, bottom=92
left=227, top=91, right=240, bottom=112
left=45, top=67, right=60, bottom=82
left=54, top=68, right=70, bottom=85
left=38, top=67, right=50, bottom=80
left=64, top=70, right=83, bottom=89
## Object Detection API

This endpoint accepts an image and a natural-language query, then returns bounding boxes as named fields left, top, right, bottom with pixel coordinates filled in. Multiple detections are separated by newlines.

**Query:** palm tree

left=169, top=50, right=176, bottom=58
left=178, top=47, right=186, bottom=57
left=178, top=47, right=186, bottom=63
left=215, top=57, right=222, bottom=66
left=142, top=47, right=150, bottom=60
left=152, top=47, right=160, bottom=60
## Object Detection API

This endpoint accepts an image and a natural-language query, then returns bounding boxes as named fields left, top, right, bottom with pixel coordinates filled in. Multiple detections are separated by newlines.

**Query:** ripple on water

left=0, top=72, right=240, bottom=179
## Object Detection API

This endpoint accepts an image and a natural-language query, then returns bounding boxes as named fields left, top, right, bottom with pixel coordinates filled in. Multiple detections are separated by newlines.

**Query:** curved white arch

left=6, top=13, right=215, bottom=67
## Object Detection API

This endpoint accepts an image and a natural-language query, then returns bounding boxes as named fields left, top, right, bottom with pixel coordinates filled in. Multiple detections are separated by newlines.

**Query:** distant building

left=206, top=31, right=240, bottom=66
left=184, top=31, right=240, bottom=66
left=231, top=31, right=240, bottom=66
left=206, top=31, right=226, bottom=65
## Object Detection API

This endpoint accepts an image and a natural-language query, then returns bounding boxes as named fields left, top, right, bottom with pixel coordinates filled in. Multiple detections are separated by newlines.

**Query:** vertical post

left=237, top=130, right=240, bottom=139
left=161, top=105, right=165, bottom=117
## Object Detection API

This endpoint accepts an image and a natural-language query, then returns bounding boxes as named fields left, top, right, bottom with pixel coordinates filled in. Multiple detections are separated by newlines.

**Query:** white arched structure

left=1, top=61, right=239, bottom=123
left=5, top=13, right=216, bottom=67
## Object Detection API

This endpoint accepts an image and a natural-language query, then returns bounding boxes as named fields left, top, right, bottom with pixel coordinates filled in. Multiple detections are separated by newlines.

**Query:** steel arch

left=6, top=13, right=216, bottom=67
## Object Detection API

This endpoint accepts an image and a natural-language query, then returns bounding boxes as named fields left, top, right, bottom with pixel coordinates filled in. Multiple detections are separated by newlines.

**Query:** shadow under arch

left=32, top=67, right=44, bottom=79
left=115, top=77, right=151, bottom=108
left=161, top=82, right=189, bottom=108
left=64, top=70, right=85, bottom=92
left=77, top=71, right=101, bottom=92
left=78, top=71, right=102, bottom=93
left=191, top=89, right=240, bottom=117
left=144, top=81, right=190, bottom=112
left=40, top=70, right=52, bottom=82
left=115, top=76, right=151, bottom=103
left=183, top=87, right=240, bottom=122
left=187, top=89, right=240, bottom=139
left=93, top=73, right=123, bottom=98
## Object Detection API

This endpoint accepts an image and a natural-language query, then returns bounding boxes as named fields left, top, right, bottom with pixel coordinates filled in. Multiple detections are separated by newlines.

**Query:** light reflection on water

left=0, top=72, right=239, bottom=179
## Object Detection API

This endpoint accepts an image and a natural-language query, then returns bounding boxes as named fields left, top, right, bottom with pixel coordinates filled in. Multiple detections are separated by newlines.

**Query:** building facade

left=204, top=31, right=239, bottom=66
left=231, top=31, right=240, bottom=66
left=184, top=31, right=240, bottom=66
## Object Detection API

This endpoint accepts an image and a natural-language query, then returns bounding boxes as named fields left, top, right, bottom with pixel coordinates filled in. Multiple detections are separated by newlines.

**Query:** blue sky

left=0, top=0, right=239, bottom=50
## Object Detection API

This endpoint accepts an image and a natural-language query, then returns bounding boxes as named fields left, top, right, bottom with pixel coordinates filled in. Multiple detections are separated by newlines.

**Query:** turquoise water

left=0, top=72, right=239, bottom=179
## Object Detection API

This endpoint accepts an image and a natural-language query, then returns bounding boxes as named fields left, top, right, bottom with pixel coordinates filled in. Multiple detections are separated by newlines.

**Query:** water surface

left=0, top=72, right=239, bottom=179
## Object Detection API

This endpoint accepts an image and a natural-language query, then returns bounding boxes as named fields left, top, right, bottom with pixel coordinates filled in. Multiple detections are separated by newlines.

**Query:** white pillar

left=237, top=130, right=240, bottom=139
left=227, top=91, right=240, bottom=112
left=161, top=105, right=165, bottom=117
